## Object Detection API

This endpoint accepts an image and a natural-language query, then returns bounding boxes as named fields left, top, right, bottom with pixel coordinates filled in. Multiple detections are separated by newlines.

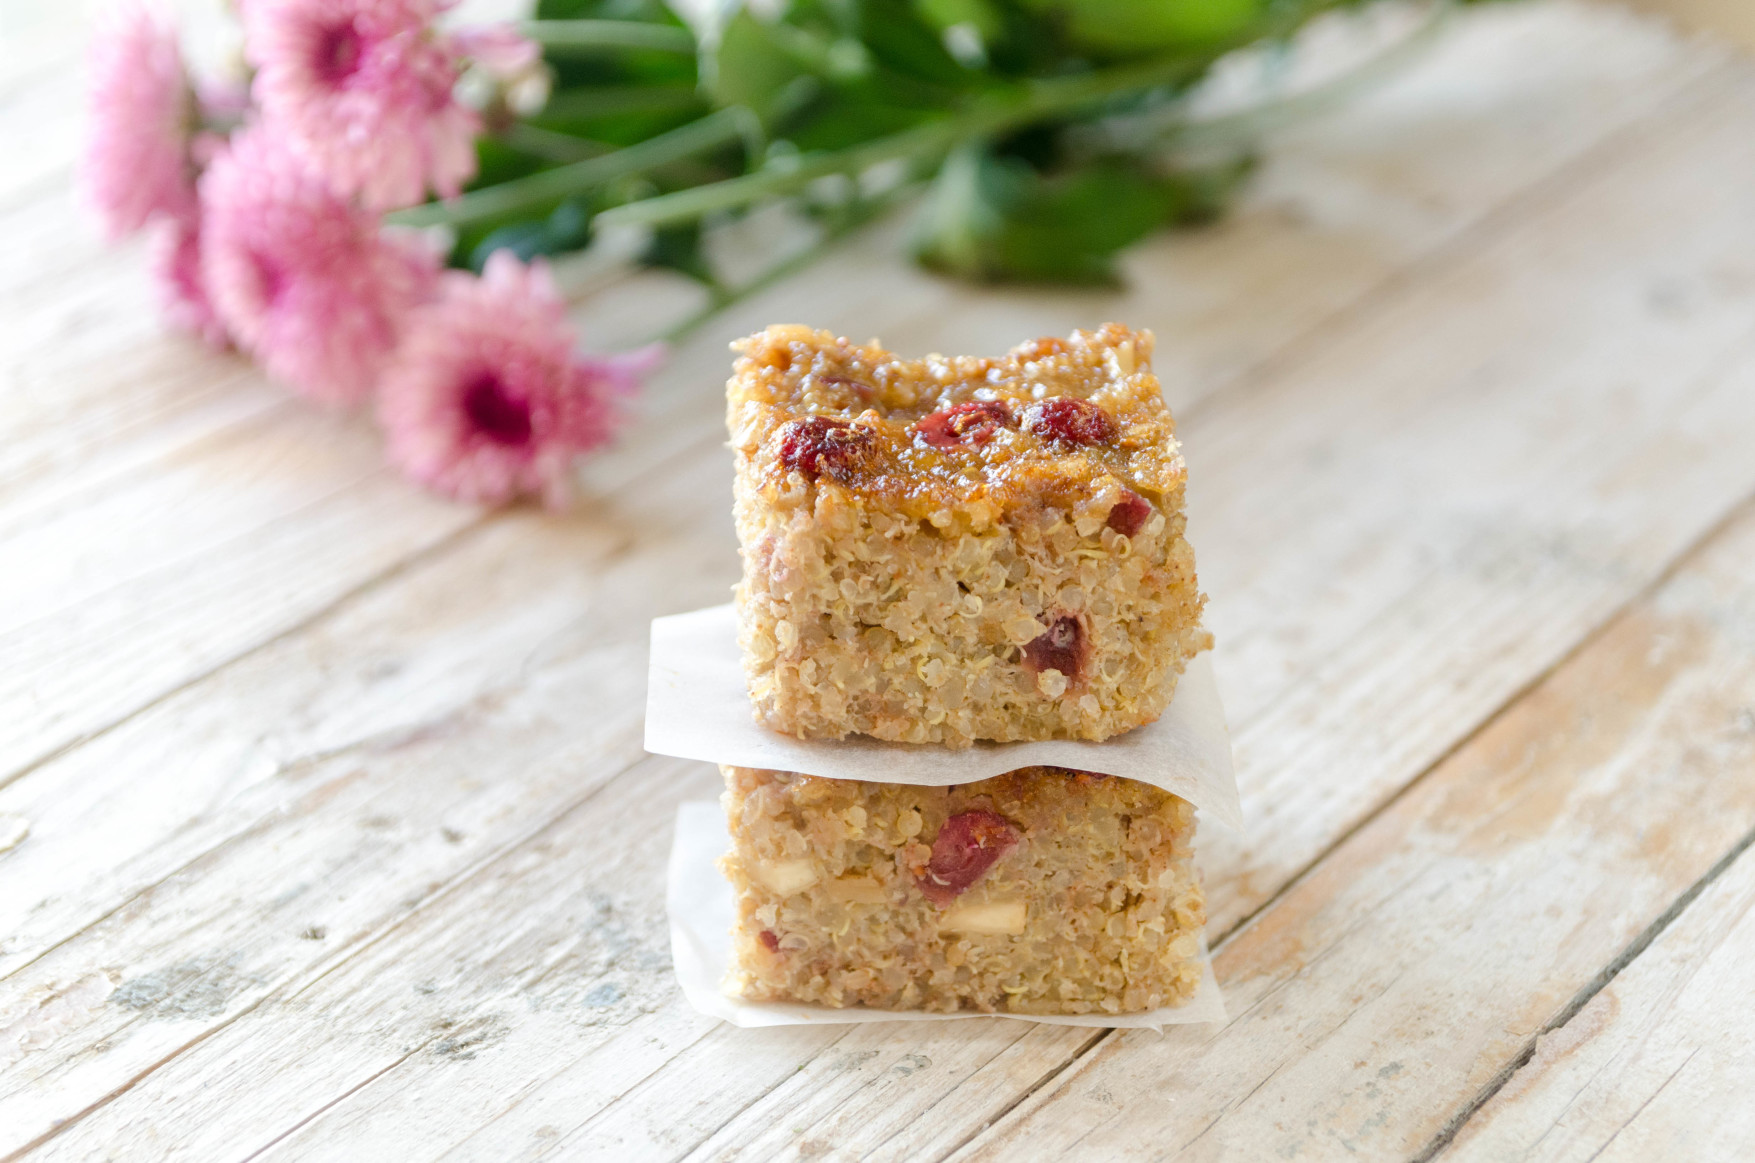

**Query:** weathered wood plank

left=1442, top=831, right=1755, bottom=1160
left=0, top=752, right=725, bottom=1161
left=0, top=414, right=485, bottom=783
left=945, top=502, right=1755, bottom=1161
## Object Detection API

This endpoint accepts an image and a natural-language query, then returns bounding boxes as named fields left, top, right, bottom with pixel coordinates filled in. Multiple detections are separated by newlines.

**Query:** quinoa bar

left=727, top=323, right=1211, bottom=747
left=719, top=764, right=1205, bottom=1015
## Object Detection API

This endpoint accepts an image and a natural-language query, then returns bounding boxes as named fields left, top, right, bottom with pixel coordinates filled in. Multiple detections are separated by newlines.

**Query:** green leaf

left=852, top=0, right=975, bottom=87
left=708, top=10, right=811, bottom=124
left=913, top=144, right=1254, bottom=283
left=641, top=219, right=721, bottom=288
left=1019, top=0, right=1263, bottom=58
left=466, top=197, right=595, bottom=270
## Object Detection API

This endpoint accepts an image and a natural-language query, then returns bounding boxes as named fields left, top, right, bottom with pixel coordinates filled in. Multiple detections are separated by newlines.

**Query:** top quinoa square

left=727, top=323, right=1210, bottom=748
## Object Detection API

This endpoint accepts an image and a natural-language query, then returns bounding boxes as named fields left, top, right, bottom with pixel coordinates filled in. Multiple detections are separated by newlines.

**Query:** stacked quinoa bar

left=716, top=324, right=1213, bottom=1016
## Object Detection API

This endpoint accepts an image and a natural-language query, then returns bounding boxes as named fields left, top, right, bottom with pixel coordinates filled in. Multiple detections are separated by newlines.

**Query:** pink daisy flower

left=151, top=216, right=228, bottom=348
left=85, top=4, right=198, bottom=237
left=200, top=129, right=439, bottom=404
left=245, top=0, right=500, bottom=210
left=378, top=253, right=659, bottom=507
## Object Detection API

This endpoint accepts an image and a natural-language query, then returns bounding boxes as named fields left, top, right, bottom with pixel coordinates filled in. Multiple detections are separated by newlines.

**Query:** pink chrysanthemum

left=245, top=0, right=495, bottom=210
left=85, top=4, right=198, bottom=237
left=200, top=129, right=438, bottom=404
left=151, top=216, right=228, bottom=348
left=378, top=253, right=659, bottom=507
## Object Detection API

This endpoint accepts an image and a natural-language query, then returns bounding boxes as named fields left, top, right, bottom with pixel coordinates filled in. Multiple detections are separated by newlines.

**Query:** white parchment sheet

left=667, top=801, right=1228, bottom=1029
left=645, top=604, right=1242, bottom=832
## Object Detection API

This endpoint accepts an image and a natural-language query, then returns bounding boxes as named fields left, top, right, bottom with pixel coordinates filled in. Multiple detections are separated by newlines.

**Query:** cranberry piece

left=1106, top=490, right=1153, bottom=537
left=1022, top=398, right=1114, bottom=448
left=758, top=929, right=780, bottom=953
left=1023, top=614, right=1087, bottom=684
left=913, top=401, right=1013, bottom=448
left=917, top=811, right=1019, bottom=906
left=776, top=417, right=873, bottom=482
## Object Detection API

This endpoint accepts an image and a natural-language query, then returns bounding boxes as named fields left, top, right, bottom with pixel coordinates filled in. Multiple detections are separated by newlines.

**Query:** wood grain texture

left=1444, top=836, right=1755, bottom=1162
left=4, top=1, right=1754, bottom=1159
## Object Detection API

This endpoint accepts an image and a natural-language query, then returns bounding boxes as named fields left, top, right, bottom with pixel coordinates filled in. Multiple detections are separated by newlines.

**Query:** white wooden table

left=5, top=2, right=1755, bottom=1158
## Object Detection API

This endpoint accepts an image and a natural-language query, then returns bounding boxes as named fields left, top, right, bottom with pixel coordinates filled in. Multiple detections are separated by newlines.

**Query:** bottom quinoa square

left=719, top=764, right=1206, bottom=1015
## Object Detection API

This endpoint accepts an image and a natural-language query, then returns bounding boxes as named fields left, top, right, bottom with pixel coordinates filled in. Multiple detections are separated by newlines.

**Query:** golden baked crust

left=719, top=765, right=1206, bottom=1015
left=728, top=324, right=1211, bottom=747
left=726, top=323, right=1187, bottom=517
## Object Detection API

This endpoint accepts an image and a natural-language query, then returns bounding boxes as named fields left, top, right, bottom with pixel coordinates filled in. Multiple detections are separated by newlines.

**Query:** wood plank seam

left=234, top=1040, right=449, bottom=1163
left=1571, top=1047, right=1699, bottom=1163
left=1, top=752, right=670, bottom=1160
left=933, top=488, right=1755, bottom=1163
left=0, top=331, right=732, bottom=798
left=1410, top=820, right=1755, bottom=1161
left=858, top=1029, right=1109, bottom=1162
left=0, top=383, right=290, bottom=538
left=1205, top=395, right=1755, bottom=925
left=1, top=408, right=708, bottom=803
left=0, top=428, right=724, bottom=983
left=0, top=679, right=530, bottom=986
left=0, top=514, right=489, bottom=796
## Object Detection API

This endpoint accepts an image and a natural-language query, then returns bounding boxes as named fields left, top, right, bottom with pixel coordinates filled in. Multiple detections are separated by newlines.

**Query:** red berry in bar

left=917, top=810, right=1020, bottom=906
left=1023, top=614, right=1087, bottom=683
left=913, top=400, right=1013, bottom=448
left=758, top=929, right=780, bottom=953
left=777, top=416, right=874, bottom=481
left=1022, top=397, right=1114, bottom=447
left=1106, top=489, right=1153, bottom=537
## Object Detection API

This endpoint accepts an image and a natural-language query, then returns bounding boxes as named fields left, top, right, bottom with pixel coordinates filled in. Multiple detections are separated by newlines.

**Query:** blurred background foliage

left=404, top=0, right=1484, bottom=306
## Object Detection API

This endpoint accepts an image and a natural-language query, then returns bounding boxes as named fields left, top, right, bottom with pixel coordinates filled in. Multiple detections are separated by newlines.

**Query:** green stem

left=406, top=2, right=1427, bottom=239
left=496, top=123, right=615, bottom=165
left=519, top=19, right=696, bottom=54
left=657, top=185, right=919, bottom=346
left=599, top=118, right=958, bottom=232
left=597, top=53, right=1209, bottom=232
left=389, top=106, right=752, bottom=229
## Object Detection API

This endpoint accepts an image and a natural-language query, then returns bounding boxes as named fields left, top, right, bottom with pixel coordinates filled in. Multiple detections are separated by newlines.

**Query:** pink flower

left=85, top=4, right=198, bottom=237
left=245, top=0, right=494, bottom=210
left=151, top=216, right=228, bottom=348
left=200, top=129, right=438, bottom=404
left=378, top=253, right=659, bottom=507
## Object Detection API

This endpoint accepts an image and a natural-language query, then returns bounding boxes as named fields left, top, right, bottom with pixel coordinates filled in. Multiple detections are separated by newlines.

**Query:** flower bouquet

left=87, top=0, right=1467, bottom=504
